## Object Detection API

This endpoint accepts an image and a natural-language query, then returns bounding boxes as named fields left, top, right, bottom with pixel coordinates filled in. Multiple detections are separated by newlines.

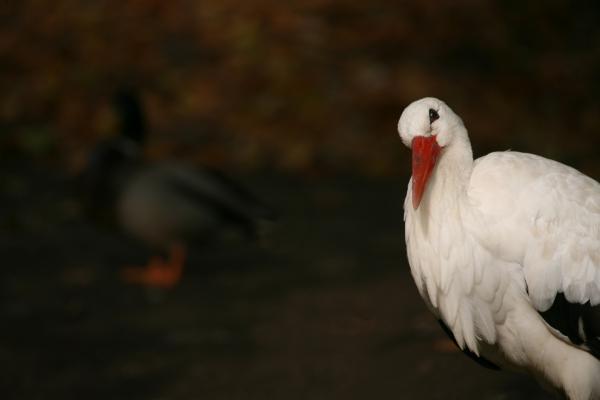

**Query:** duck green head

left=113, top=87, right=146, bottom=145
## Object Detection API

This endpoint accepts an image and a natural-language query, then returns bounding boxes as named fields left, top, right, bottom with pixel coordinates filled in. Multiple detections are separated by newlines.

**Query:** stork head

left=397, top=97, right=466, bottom=209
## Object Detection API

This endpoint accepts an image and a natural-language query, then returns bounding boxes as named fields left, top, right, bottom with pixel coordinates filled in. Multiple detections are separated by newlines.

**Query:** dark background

left=1, top=1, right=599, bottom=399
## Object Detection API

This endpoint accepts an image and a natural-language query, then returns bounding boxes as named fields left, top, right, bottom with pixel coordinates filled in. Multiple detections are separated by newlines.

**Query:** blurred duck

left=82, top=88, right=275, bottom=288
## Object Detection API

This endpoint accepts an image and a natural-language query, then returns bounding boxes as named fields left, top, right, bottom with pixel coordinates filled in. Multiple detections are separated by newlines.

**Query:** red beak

left=411, top=136, right=441, bottom=209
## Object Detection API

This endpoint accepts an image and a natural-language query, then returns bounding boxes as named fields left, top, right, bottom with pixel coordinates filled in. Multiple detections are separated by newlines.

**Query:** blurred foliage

left=1, top=0, right=600, bottom=175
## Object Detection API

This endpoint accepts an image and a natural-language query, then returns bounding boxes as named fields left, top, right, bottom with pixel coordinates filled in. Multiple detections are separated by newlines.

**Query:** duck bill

left=411, top=136, right=441, bottom=209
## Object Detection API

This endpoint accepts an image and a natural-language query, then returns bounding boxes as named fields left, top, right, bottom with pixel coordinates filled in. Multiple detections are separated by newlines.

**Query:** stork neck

left=422, top=130, right=473, bottom=211
left=439, top=133, right=473, bottom=183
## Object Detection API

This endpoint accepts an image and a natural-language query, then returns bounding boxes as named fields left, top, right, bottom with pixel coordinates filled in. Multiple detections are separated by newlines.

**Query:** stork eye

left=429, top=109, right=439, bottom=124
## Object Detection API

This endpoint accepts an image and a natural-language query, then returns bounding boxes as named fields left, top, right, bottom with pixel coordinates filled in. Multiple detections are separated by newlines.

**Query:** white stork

left=398, top=97, right=600, bottom=399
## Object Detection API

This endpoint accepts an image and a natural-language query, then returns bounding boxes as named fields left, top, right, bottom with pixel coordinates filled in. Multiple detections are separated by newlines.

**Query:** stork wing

left=468, top=151, right=600, bottom=353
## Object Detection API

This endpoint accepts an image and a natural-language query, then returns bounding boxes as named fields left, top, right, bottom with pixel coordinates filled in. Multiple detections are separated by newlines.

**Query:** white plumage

left=398, top=97, right=600, bottom=400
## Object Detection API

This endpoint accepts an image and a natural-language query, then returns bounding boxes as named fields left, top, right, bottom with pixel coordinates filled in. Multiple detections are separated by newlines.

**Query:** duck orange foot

left=121, top=244, right=186, bottom=289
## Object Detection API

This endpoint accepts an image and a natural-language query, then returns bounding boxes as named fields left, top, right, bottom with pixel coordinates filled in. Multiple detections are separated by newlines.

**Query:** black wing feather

left=540, top=293, right=600, bottom=360
left=437, top=320, right=500, bottom=370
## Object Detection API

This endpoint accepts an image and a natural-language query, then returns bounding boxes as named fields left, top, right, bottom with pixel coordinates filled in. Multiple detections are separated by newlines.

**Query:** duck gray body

left=116, top=160, right=271, bottom=248
left=84, top=89, right=274, bottom=253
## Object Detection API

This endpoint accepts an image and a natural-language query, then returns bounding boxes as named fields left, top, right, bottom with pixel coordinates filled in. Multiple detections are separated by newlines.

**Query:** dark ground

left=0, top=165, right=551, bottom=400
